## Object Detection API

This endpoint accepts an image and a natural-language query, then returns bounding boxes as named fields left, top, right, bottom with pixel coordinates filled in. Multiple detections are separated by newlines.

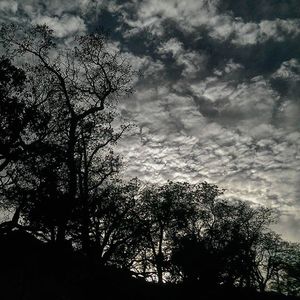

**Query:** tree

left=209, top=201, right=278, bottom=289
left=170, top=182, right=227, bottom=285
left=70, top=178, right=144, bottom=267
left=271, top=242, right=300, bottom=296
left=171, top=235, right=224, bottom=286
left=0, top=57, right=26, bottom=172
left=0, top=56, right=57, bottom=234
left=251, top=232, right=287, bottom=292
left=170, top=188, right=279, bottom=289
left=0, top=23, right=135, bottom=245
left=136, top=181, right=202, bottom=283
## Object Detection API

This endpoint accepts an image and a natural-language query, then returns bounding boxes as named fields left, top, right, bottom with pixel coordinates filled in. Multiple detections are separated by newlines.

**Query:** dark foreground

left=0, top=230, right=298, bottom=300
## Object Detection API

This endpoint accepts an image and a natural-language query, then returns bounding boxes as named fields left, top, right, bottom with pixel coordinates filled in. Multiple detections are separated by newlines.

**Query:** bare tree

left=0, top=23, right=135, bottom=244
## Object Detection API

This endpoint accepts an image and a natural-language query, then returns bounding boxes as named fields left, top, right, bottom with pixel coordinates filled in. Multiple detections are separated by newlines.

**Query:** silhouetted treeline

left=0, top=23, right=299, bottom=299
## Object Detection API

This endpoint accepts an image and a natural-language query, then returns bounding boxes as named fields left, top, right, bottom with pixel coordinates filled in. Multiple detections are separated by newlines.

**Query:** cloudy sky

left=1, top=0, right=300, bottom=242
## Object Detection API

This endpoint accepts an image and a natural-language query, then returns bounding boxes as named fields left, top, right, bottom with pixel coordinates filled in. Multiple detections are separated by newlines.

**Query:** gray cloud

left=112, top=0, right=300, bottom=45
left=0, top=0, right=91, bottom=33
left=219, top=0, right=300, bottom=22
left=32, top=14, right=87, bottom=37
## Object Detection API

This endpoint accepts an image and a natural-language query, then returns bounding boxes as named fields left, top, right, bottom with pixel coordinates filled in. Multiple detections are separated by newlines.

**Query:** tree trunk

left=81, top=208, right=90, bottom=255
left=156, top=254, right=164, bottom=284
left=156, top=224, right=164, bottom=284
left=56, top=222, right=66, bottom=242
left=58, top=119, right=77, bottom=243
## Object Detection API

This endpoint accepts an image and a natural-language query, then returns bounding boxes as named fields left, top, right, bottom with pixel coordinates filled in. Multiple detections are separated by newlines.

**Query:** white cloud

left=32, top=14, right=86, bottom=37
left=21, top=0, right=91, bottom=17
left=0, top=1, right=18, bottom=14
left=118, top=0, right=300, bottom=45
left=272, top=58, right=300, bottom=80
left=158, top=38, right=208, bottom=78
left=158, top=38, right=183, bottom=57
left=273, top=213, right=300, bottom=243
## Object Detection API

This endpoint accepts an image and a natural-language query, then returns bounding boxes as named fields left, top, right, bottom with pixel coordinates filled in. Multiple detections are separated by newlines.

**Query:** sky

left=0, top=0, right=299, bottom=242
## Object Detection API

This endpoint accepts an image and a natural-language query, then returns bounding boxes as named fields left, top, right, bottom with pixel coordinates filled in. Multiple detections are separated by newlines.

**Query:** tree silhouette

left=0, top=57, right=56, bottom=234
left=251, top=232, right=286, bottom=292
left=69, top=178, right=144, bottom=266
left=169, top=186, right=281, bottom=290
left=0, top=23, right=135, bottom=245
left=0, top=57, right=26, bottom=172
left=171, top=235, right=224, bottom=286
left=272, top=242, right=300, bottom=296
left=136, top=181, right=197, bottom=283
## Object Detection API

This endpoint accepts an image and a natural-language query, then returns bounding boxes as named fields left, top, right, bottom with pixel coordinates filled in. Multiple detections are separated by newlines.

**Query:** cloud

left=0, top=1, right=18, bottom=14
left=272, top=59, right=300, bottom=81
left=210, top=18, right=300, bottom=45
left=220, top=0, right=300, bottom=22
left=115, top=0, right=300, bottom=46
left=109, top=1, right=300, bottom=237
left=21, top=0, right=91, bottom=17
left=158, top=38, right=208, bottom=79
left=188, top=74, right=279, bottom=128
left=0, top=0, right=92, bottom=26
left=273, top=212, right=300, bottom=243
left=32, top=14, right=86, bottom=37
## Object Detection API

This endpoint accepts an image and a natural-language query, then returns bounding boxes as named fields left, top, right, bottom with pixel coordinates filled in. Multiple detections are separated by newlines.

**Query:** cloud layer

left=1, top=0, right=300, bottom=242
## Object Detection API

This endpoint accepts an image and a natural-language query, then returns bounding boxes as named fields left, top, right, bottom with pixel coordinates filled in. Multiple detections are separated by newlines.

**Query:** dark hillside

left=0, top=230, right=298, bottom=300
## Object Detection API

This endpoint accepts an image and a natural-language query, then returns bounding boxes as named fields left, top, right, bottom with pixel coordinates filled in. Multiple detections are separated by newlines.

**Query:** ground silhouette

left=0, top=229, right=298, bottom=300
